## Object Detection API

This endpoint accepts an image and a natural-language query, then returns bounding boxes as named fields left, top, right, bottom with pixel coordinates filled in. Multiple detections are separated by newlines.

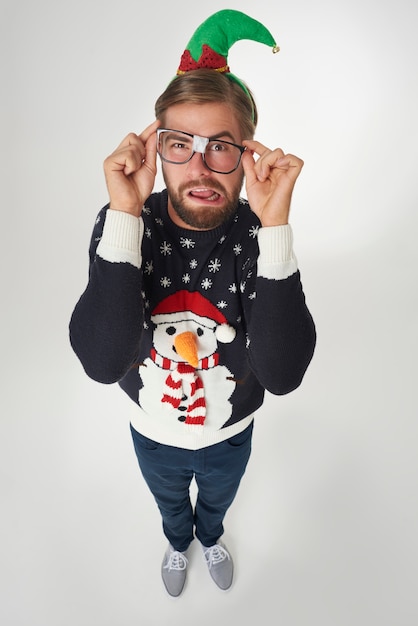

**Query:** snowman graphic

left=139, top=290, right=237, bottom=432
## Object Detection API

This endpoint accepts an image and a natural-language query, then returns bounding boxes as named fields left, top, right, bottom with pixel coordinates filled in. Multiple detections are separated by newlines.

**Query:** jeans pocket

left=226, top=421, right=254, bottom=448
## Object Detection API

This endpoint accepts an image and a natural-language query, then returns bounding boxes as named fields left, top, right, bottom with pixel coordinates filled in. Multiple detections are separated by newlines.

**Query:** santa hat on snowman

left=152, top=290, right=236, bottom=347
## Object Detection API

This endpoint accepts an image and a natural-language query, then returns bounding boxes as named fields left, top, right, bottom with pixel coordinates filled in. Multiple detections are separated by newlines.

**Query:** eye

left=208, top=141, right=227, bottom=153
left=197, top=328, right=204, bottom=337
left=166, top=326, right=176, bottom=335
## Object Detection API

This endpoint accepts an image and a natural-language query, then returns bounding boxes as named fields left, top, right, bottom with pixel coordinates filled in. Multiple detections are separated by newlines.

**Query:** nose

left=186, top=151, right=211, bottom=177
left=174, top=331, right=199, bottom=368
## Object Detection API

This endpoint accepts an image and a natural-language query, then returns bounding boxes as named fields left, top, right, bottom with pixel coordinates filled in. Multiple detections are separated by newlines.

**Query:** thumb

left=241, top=149, right=258, bottom=188
left=144, top=131, right=158, bottom=173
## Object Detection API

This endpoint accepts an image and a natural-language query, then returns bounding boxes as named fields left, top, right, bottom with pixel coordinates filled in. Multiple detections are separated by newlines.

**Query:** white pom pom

left=215, top=323, right=236, bottom=343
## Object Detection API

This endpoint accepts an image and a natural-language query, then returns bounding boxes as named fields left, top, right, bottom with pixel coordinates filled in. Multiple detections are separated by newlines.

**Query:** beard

left=163, top=170, right=244, bottom=230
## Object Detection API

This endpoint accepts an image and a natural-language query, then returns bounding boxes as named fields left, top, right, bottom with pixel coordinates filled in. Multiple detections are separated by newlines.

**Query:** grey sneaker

left=202, top=540, right=233, bottom=590
left=161, top=544, right=188, bottom=597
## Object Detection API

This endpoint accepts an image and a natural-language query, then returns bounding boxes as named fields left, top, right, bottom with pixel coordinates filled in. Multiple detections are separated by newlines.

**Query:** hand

left=242, top=140, right=304, bottom=226
left=103, top=120, right=160, bottom=217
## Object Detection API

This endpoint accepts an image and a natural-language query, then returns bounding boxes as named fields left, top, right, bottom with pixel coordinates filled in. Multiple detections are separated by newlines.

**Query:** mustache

left=178, top=179, right=227, bottom=196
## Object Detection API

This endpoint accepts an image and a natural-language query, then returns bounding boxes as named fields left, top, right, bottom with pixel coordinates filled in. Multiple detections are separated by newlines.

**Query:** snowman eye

left=197, top=328, right=204, bottom=337
left=166, top=326, right=176, bottom=335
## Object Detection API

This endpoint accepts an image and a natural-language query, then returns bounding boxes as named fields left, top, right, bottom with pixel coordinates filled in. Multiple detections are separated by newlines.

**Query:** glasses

left=157, top=128, right=246, bottom=175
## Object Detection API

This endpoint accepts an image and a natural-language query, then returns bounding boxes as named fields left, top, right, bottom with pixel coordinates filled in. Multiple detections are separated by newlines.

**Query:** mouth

left=188, top=188, right=222, bottom=203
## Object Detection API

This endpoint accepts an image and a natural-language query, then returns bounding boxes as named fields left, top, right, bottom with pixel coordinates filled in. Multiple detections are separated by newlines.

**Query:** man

left=70, top=10, right=316, bottom=597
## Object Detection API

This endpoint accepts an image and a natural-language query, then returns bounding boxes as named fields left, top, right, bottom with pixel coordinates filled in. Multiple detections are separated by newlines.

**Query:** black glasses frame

left=157, top=128, right=246, bottom=175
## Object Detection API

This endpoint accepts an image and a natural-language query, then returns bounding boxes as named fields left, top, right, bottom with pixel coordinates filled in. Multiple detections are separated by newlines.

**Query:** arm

left=242, top=141, right=316, bottom=393
left=247, top=225, right=316, bottom=394
left=69, top=122, right=160, bottom=383
left=69, top=209, right=145, bottom=383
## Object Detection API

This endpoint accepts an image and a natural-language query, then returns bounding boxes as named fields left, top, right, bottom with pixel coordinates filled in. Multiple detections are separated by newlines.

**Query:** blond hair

left=155, top=69, right=257, bottom=139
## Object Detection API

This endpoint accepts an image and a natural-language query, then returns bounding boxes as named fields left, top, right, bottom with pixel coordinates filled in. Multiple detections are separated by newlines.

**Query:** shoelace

left=164, top=550, right=188, bottom=572
left=203, top=544, right=230, bottom=569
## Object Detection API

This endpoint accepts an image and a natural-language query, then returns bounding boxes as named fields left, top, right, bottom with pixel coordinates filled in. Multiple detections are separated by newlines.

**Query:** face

left=160, top=102, right=245, bottom=230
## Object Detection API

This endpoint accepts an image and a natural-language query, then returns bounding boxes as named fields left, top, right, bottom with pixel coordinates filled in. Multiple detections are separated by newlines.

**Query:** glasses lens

left=204, top=140, right=242, bottom=174
left=158, top=130, right=193, bottom=164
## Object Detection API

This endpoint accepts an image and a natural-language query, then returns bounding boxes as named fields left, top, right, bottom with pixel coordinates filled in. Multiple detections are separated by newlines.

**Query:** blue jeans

left=130, top=422, right=253, bottom=552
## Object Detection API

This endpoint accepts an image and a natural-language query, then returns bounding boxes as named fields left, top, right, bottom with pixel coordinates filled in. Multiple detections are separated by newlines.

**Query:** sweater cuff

left=257, top=225, right=298, bottom=280
left=96, top=209, right=143, bottom=269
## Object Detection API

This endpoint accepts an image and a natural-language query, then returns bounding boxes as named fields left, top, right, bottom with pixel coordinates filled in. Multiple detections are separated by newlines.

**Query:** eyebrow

left=163, top=130, right=192, bottom=140
left=208, top=130, right=237, bottom=142
left=161, top=128, right=239, bottom=144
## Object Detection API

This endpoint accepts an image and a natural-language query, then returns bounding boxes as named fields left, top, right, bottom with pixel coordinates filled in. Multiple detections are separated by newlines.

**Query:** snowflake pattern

left=201, top=278, right=213, bottom=290
left=160, top=241, right=172, bottom=256
left=136, top=199, right=264, bottom=342
left=160, top=276, right=171, bottom=288
left=208, top=258, right=221, bottom=273
left=180, top=237, right=195, bottom=249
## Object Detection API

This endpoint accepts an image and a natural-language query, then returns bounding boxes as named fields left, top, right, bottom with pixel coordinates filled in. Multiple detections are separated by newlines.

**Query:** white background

left=1, top=0, right=417, bottom=624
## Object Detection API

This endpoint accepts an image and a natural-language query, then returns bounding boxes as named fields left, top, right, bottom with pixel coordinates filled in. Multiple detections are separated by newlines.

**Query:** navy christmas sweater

left=70, top=191, right=316, bottom=449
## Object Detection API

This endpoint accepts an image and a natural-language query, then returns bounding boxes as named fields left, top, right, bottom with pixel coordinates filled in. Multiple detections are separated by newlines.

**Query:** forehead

left=163, top=102, right=242, bottom=140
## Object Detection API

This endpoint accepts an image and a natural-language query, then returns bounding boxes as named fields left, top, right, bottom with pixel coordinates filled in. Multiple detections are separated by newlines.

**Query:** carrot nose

left=174, top=331, right=199, bottom=368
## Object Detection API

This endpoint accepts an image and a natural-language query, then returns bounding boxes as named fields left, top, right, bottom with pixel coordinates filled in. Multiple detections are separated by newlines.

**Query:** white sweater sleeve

left=96, top=209, right=144, bottom=269
left=257, top=224, right=298, bottom=280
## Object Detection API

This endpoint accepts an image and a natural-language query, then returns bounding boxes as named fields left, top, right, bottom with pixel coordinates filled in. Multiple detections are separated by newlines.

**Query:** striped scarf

left=150, top=348, right=219, bottom=428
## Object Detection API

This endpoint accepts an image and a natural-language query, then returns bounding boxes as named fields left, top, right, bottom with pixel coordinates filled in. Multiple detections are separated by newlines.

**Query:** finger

left=135, top=120, right=160, bottom=173
left=241, top=149, right=258, bottom=186
left=242, top=139, right=269, bottom=157
left=108, top=124, right=159, bottom=176
left=275, top=154, right=304, bottom=181
left=113, top=120, right=160, bottom=155
left=138, top=119, right=161, bottom=145
left=248, top=144, right=303, bottom=183
left=143, top=130, right=158, bottom=170
left=243, top=141, right=284, bottom=181
left=104, top=143, right=143, bottom=178
left=257, top=149, right=287, bottom=182
left=114, top=132, right=144, bottom=151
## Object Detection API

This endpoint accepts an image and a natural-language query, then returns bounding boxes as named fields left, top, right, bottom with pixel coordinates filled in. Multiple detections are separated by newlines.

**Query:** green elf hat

left=176, top=9, right=280, bottom=96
